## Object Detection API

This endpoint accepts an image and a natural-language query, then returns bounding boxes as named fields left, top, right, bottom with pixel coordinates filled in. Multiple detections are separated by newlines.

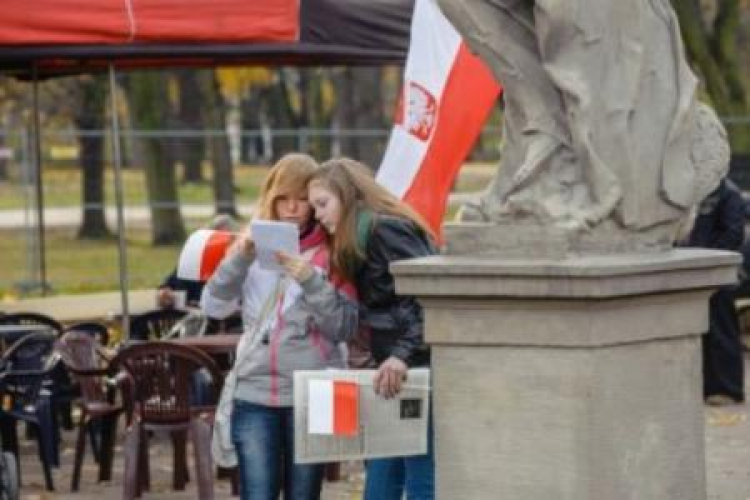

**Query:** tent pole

left=107, top=63, right=130, bottom=340
left=31, top=63, right=48, bottom=296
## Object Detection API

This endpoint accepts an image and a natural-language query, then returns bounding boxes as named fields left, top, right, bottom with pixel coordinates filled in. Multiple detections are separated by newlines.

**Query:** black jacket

left=354, top=213, right=437, bottom=367
left=160, top=269, right=205, bottom=305
left=687, top=179, right=745, bottom=251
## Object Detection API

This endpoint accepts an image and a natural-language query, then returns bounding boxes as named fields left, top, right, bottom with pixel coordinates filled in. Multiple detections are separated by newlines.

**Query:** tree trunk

left=175, top=70, right=206, bottom=183
left=127, top=72, right=186, bottom=245
left=308, top=68, right=333, bottom=159
left=335, top=68, right=358, bottom=159
left=201, top=71, right=237, bottom=216
left=240, top=92, right=265, bottom=163
left=264, top=70, right=301, bottom=158
left=0, top=133, right=8, bottom=181
left=74, top=77, right=110, bottom=239
left=672, top=0, right=750, bottom=153
left=335, top=67, right=388, bottom=168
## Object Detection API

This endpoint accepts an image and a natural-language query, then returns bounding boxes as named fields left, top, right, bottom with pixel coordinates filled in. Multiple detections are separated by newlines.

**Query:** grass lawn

left=0, top=226, right=184, bottom=299
left=0, top=162, right=270, bottom=210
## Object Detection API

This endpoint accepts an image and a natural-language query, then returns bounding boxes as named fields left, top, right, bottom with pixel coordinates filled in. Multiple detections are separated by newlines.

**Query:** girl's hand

left=276, top=251, right=314, bottom=283
left=231, top=233, right=255, bottom=259
left=373, top=356, right=408, bottom=399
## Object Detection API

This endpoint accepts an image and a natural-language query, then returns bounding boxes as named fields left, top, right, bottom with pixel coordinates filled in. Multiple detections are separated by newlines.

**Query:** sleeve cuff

left=390, top=346, right=410, bottom=363
left=221, top=252, right=253, bottom=275
left=299, top=271, right=326, bottom=295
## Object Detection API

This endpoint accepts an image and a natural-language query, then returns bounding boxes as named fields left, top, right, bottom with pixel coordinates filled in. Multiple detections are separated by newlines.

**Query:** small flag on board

left=176, top=229, right=235, bottom=281
left=308, top=379, right=359, bottom=436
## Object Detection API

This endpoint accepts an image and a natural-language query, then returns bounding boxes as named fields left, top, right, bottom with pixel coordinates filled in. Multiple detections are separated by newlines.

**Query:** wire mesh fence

left=1, top=118, right=749, bottom=298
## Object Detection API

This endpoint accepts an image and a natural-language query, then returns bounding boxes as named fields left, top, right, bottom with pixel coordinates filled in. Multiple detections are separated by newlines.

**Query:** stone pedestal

left=391, top=248, right=740, bottom=500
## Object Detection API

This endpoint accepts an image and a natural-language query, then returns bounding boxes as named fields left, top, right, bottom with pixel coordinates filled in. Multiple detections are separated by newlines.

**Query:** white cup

left=173, top=290, right=187, bottom=309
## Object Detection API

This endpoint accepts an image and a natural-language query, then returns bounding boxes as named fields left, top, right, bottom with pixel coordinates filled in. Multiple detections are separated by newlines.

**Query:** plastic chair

left=63, top=322, right=110, bottom=348
left=0, top=332, right=61, bottom=491
left=128, top=309, right=187, bottom=342
left=111, top=341, right=223, bottom=500
left=55, top=331, right=124, bottom=491
left=0, top=444, right=18, bottom=500
left=0, top=313, right=63, bottom=335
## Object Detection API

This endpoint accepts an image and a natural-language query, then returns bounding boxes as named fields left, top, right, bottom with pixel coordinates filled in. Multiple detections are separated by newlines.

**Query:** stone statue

left=437, top=0, right=729, bottom=253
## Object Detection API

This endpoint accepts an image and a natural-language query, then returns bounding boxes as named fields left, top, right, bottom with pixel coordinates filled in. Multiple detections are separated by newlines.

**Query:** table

left=168, top=334, right=240, bottom=356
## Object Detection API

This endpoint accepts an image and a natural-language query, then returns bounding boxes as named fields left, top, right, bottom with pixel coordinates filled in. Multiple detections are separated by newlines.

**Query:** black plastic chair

left=0, top=313, right=63, bottom=335
left=0, top=443, right=18, bottom=500
left=63, top=322, right=110, bottom=348
left=129, top=309, right=187, bottom=342
left=0, top=332, right=61, bottom=491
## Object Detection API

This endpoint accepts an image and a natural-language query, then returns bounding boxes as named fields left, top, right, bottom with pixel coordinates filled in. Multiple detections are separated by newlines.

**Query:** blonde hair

left=309, top=157, right=433, bottom=278
left=256, top=153, right=318, bottom=221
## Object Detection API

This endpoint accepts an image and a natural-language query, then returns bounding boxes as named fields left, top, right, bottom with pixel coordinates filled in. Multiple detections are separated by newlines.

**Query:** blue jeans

left=363, top=416, right=435, bottom=500
left=231, top=399, right=324, bottom=500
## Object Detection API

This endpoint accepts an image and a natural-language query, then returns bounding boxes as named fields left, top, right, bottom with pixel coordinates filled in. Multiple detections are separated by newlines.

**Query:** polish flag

left=377, top=0, right=501, bottom=236
left=308, top=379, right=359, bottom=436
left=176, top=229, right=235, bottom=281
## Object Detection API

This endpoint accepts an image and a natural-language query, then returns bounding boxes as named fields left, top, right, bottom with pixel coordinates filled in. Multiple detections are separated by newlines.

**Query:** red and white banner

left=307, top=379, right=359, bottom=436
left=377, top=0, right=501, bottom=236
left=176, top=229, right=235, bottom=282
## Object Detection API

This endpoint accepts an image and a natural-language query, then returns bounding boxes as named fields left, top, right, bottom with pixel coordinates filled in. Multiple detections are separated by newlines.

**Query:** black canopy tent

left=0, top=0, right=414, bottom=338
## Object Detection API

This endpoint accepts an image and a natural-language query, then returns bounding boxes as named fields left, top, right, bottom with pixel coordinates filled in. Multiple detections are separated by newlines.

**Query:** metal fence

left=2, top=118, right=749, bottom=297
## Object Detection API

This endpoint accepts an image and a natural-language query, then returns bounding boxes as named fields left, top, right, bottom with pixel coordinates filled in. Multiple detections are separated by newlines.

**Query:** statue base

left=391, top=249, right=739, bottom=500
left=443, top=221, right=681, bottom=258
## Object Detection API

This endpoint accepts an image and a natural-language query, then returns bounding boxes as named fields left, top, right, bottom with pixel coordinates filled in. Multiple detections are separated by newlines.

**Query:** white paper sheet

left=250, top=220, right=299, bottom=271
left=307, top=379, right=334, bottom=434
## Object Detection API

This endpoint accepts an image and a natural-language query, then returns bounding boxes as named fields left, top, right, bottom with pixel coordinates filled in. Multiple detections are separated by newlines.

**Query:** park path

left=0, top=204, right=249, bottom=229
left=0, top=165, right=492, bottom=230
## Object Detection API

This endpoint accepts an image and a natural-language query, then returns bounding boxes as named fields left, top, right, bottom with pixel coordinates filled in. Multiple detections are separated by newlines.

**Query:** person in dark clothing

left=735, top=199, right=750, bottom=299
left=306, top=157, right=437, bottom=500
left=157, top=270, right=205, bottom=308
left=687, top=178, right=746, bottom=405
left=157, top=215, right=239, bottom=309
left=158, top=214, right=243, bottom=334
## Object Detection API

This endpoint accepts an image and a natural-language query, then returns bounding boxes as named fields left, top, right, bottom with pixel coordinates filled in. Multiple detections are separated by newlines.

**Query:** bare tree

left=200, top=71, right=237, bottom=216
left=126, top=71, right=186, bottom=245
left=74, top=75, right=110, bottom=239
left=673, top=0, right=750, bottom=152
left=175, top=70, right=206, bottom=183
left=334, top=67, right=389, bottom=167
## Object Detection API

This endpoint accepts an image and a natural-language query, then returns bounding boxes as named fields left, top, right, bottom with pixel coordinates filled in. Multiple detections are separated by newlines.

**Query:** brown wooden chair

left=55, top=331, right=124, bottom=491
left=111, top=341, right=223, bottom=500
left=63, top=322, right=110, bottom=348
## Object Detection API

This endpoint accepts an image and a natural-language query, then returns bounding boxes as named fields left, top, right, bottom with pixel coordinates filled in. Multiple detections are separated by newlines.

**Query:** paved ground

left=14, top=431, right=364, bottom=499
left=10, top=354, right=750, bottom=500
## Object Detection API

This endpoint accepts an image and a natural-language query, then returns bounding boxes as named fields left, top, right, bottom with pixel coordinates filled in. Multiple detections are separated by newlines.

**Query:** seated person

left=157, top=214, right=243, bottom=334
left=157, top=271, right=204, bottom=309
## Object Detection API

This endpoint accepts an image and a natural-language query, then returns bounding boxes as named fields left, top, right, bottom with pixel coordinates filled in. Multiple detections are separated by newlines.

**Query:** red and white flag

left=377, top=0, right=501, bottom=237
left=308, top=379, right=359, bottom=436
left=176, top=229, right=235, bottom=281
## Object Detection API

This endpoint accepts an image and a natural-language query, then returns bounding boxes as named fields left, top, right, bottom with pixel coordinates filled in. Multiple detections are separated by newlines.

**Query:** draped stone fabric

left=439, top=0, right=728, bottom=243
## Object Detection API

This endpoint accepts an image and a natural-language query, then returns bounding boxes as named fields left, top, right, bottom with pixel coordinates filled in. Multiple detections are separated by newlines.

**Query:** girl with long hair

left=307, top=157, right=437, bottom=500
left=204, top=153, right=358, bottom=500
